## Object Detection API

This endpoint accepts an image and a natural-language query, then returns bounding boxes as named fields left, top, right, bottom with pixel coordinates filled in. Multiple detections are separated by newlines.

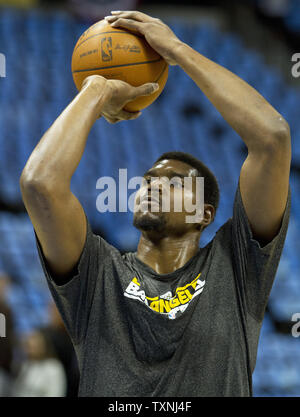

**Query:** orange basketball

left=71, top=20, right=169, bottom=112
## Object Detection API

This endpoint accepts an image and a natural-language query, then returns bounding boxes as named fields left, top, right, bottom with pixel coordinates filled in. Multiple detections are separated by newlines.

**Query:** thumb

left=133, top=82, right=160, bottom=98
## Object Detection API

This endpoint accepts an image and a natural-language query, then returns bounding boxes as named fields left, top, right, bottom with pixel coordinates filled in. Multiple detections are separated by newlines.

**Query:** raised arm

left=171, top=43, right=291, bottom=244
left=20, top=75, right=159, bottom=283
left=106, top=11, right=291, bottom=244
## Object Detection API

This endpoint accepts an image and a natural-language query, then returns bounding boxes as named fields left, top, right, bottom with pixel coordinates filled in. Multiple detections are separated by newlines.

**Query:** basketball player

left=20, top=11, right=291, bottom=396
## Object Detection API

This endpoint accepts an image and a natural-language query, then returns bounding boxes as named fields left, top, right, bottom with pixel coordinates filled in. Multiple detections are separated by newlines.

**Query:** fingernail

left=153, top=83, right=159, bottom=90
left=111, top=11, right=121, bottom=14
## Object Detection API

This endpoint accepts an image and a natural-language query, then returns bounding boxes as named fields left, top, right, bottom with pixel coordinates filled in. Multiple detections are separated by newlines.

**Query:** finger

left=110, top=11, right=155, bottom=22
left=109, top=18, right=145, bottom=34
left=104, top=16, right=119, bottom=22
left=131, top=83, right=159, bottom=99
left=81, top=74, right=106, bottom=90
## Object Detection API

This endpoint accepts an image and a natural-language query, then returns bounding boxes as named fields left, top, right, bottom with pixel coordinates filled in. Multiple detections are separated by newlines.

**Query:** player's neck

left=136, top=232, right=200, bottom=275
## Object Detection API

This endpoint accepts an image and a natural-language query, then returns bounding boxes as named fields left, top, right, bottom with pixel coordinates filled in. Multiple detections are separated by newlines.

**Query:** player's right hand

left=81, top=75, right=159, bottom=123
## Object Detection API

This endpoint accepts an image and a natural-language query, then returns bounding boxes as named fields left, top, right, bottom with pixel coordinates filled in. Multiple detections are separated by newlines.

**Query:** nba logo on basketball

left=101, top=37, right=112, bottom=62
left=0, top=53, right=6, bottom=78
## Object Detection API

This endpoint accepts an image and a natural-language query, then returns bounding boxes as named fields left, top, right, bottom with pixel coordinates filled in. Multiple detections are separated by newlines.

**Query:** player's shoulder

left=209, top=218, right=233, bottom=250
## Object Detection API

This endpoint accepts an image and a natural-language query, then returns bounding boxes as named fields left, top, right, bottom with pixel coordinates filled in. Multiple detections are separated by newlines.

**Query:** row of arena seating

left=0, top=7, right=299, bottom=396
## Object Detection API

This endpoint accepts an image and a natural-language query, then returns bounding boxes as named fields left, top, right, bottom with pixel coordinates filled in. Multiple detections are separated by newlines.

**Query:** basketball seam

left=72, top=57, right=163, bottom=73
left=74, top=31, right=144, bottom=52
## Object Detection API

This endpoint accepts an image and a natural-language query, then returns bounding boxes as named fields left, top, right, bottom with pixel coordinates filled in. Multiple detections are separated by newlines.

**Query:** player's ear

left=197, top=204, right=215, bottom=231
left=203, top=204, right=215, bottom=226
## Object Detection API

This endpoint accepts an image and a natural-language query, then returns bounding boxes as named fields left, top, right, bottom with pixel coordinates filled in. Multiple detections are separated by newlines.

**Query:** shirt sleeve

left=231, top=181, right=291, bottom=322
left=34, top=213, right=115, bottom=345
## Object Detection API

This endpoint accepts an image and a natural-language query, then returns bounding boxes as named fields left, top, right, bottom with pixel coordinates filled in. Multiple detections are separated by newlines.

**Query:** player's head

left=133, top=151, right=220, bottom=237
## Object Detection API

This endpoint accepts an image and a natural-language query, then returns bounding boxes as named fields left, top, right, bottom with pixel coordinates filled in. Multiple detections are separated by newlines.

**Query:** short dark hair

left=154, top=151, right=220, bottom=213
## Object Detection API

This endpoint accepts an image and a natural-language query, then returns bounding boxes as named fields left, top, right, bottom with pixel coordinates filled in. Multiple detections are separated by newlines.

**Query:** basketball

left=71, top=20, right=169, bottom=112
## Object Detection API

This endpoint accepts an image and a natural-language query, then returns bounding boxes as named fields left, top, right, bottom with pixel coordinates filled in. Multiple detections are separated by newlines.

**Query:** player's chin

left=133, top=210, right=166, bottom=232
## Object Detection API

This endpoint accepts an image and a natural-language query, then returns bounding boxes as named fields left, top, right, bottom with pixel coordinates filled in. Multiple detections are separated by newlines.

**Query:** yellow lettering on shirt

left=169, top=297, right=180, bottom=308
left=150, top=300, right=160, bottom=312
left=159, top=299, right=171, bottom=313
left=184, top=289, right=193, bottom=300
left=177, top=290, right=189, bottom=304
left=132, top=277, right=140, bottom=286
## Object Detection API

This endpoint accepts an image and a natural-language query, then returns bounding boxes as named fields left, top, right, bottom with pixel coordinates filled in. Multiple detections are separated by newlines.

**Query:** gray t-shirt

left=35, top=184, right=290, bottom=397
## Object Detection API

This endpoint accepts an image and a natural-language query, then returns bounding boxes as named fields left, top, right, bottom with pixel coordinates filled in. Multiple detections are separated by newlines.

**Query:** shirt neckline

left=132, top=248, right=202, bottom=282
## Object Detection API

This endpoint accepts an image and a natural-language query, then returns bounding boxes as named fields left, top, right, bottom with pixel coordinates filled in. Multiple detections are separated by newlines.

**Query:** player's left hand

left=104, top=11, right=183, bottom=66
